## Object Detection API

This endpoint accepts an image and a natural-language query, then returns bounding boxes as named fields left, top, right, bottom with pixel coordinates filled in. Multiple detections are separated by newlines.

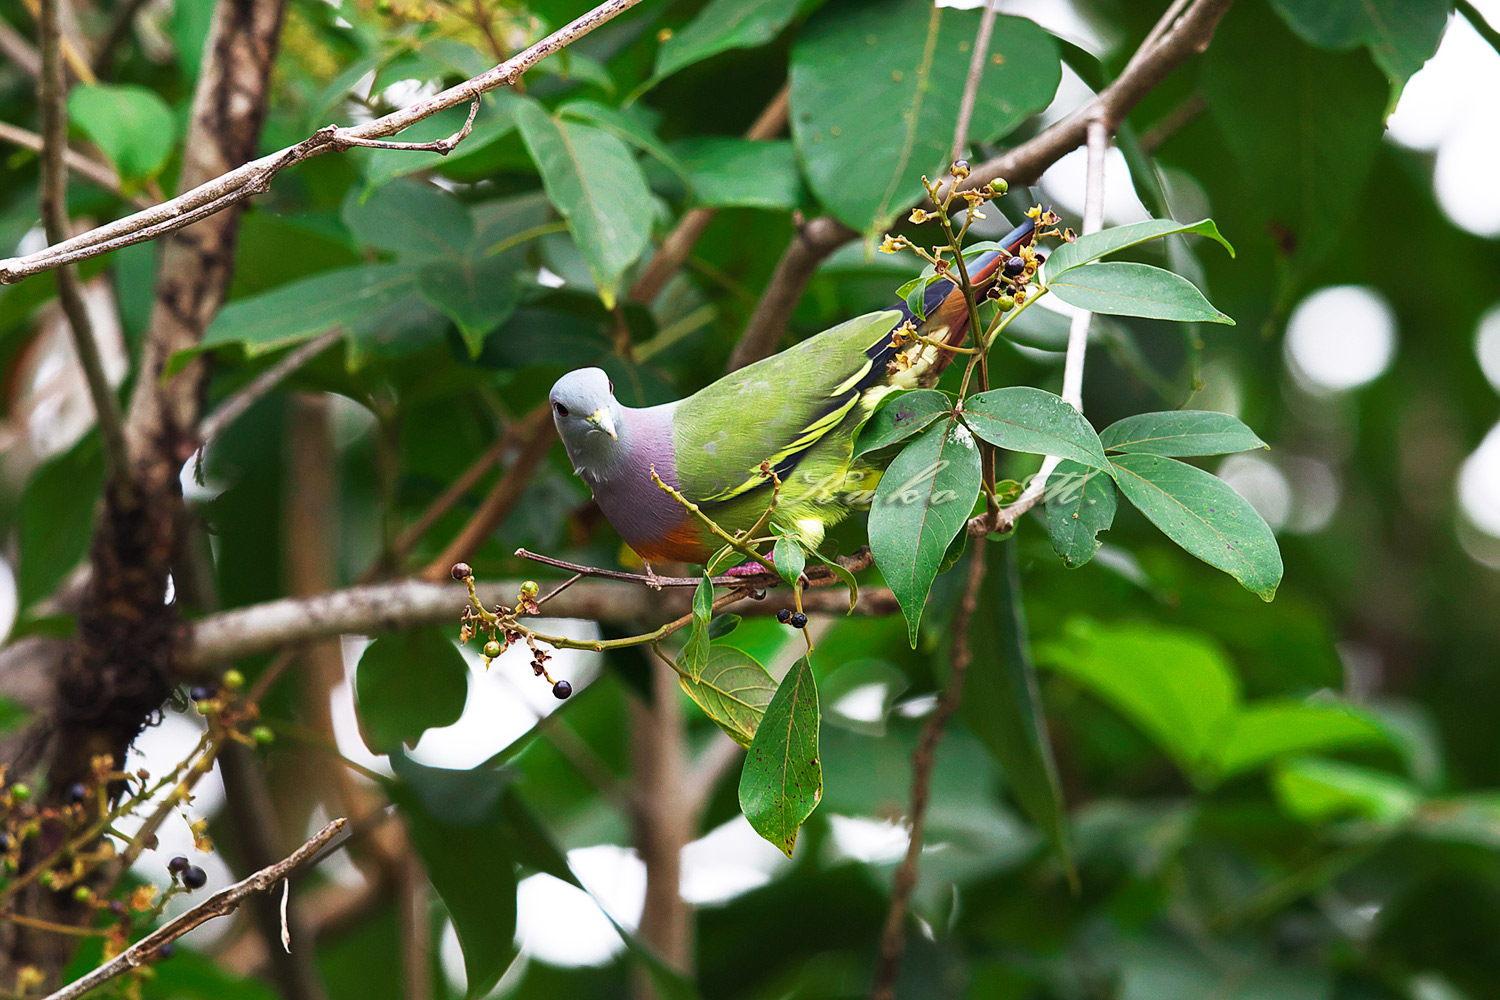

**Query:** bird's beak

left=589, top=408, right=618, bottom=440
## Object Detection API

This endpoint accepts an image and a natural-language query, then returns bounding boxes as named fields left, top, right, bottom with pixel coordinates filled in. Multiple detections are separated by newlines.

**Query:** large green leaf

left=1110, top=453, right=1283, bottom=601
left=964, top=542, right=1073, bottom=871
left=1044, top=458, right=1116, bottom=568
left=418, top=256, right=521, bottom=356
left=354, top=629, right=469, bottom=753
left=680, top=646, right=778, bottom=747
left=67, top=83, right=176, bottom=180
left=1047, top=262, right=1234, bottom=325
left=1100, top=411, right=1267, bottom=457
left=1036, top=620, right=1240, bottom=779
left=558, top=100, right=690, bottom=182
left=184, top=263, right=420, bottom=371
left=343, top=180, right=474, bottom=260
left=679, top=573, right=714, bottom=679
left=1272, top=757, right=1421, bottom=826
left=673, top=138, right=800, bottom=209
left=1202, top=2, right=1388, bottom=270
left=18, top=433, right=103, bottom=608
left=1217, top=702, right=1385, bottom=777
left=853, top=388, right=950, bottom=458
left=513, top=99, right=653, bottom=308
left=961, top=387, right=1112, bottom=471
left=739, top=656, right=822, bottom=856
left=1044, top=218, right=1234, bottom=276
left=1269, top=0, right=1451, bottom=86
left=790, top=0, right=1059, bottom=231
left=869, top=419, right=983, bottom=646
left=388, top=757, right=518, bottom=999
left=656, top=0, right=813, bottom=77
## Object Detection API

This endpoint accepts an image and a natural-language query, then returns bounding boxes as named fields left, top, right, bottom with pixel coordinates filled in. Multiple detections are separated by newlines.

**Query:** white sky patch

left=681, top=816, right=791, bottom=906
left=516, top=845, right=646, bottom=967
left=0, top=558, right=16, bottom=644
left=1040, top=145, right=1151, bottom=226
left=831, top=682, right=891, bottom=724
left=1458, top=422, right=1500, bottom=538
left=1284, top=285, right=1397, bottom=393
left=825, top=815, right=911, bottom=865
left=1475, top=304, right=1500, bottom=392
left=1216, top=454, right=1291, bottom=532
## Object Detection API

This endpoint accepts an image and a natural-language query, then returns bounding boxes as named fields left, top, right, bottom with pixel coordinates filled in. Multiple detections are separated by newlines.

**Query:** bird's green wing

left=672, top=310, right=902, bottom=503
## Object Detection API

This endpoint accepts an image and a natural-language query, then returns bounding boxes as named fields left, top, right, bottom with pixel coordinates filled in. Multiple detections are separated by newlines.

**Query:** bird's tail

left=888, top=214, right=1038, bottom=386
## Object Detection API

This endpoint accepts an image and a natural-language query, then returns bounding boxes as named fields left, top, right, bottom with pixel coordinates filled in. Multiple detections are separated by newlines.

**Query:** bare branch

left=37, top=0, right=130, bottom=479
left=949, top=0, right=1001, bottom=165
left=197, top=326, right=343, bottom=448
left=0, top=0, right=651, bottom=284
left=729, top=0, right=1236, bottom=368
left=42, top=819, right=348, bottom=1000
left=0, top=122, right=152, bottom=208
left=180, top=577, right=897, bottom=669
left=0, top=17, right=41, bottom=79
left=871, top=542, right=987, bottom=999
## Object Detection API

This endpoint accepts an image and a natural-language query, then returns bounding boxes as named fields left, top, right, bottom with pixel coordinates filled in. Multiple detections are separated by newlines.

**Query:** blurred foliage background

left=3, top=0, right=1500, bottom=998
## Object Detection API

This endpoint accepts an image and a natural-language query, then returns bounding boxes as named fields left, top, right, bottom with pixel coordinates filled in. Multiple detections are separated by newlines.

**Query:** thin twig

left=1138, top=92, right=1206, bottom=154
left=966, top=115, right=1108, bottom=538
left=197, top=327, right=344, bottom=448
left=91, top=0, right=154, bottom=72
left=1459, top=0, right=1500, bottom=56
left=515, top=548, right=763, bottom=588
left=42, top=820, right=348, bottom=1000
left=389, top=427, right=518, bottom=564
left=0, top=16, right=41, bottom=79
left=949, top=0, right=1001, bottom=164
left=0, top=0, right=651, bottom=284
left=870, top=543, right=988, bottom=1000
left=18, top=0, right=94, bottom=83
left=37, top=0, right=130, bottom=481
left=0, top=121, right=153, bottom=208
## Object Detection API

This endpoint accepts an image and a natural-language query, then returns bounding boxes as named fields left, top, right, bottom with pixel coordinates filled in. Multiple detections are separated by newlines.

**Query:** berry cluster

left=453, top=564, right=573, bottom=700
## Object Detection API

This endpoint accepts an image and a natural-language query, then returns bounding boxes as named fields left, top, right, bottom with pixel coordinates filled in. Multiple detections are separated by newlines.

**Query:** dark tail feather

left=885, top=215, right=1037, bottom=380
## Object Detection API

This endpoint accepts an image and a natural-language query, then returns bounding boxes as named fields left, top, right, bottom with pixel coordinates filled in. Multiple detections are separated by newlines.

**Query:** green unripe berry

left=251, top=726, right=275, bottom=745
left=988, top=178, right=1008, bottom=194
left=519, top=580, right=540, bottom=599
left=222, top=669, right=245, bottom=691
left=9, top=784, right=30, bottom=803
left=73, top=886, right=91, bottom=903
left=995, top=295, right=1015, bottom=312
left=483, top=640, right=503, bottom=659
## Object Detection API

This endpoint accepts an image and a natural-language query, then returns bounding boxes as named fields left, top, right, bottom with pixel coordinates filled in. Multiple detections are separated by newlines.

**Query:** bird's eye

left=554, top=402, right=569, bottom=417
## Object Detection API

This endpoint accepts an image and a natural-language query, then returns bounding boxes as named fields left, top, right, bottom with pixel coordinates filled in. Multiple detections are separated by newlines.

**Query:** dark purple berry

left=65, top=782, right=87, bottom=804
left=552, top=680, right=573, bottom=700
left=789, top=612, right=808, bottom=629
left=189, top=685, right=214, bottom=702
left=1002, top=256, right=1026, bottom=278
left=109, top=900, right=126, bottom=915
left=451, top=562, right=473, bottom=581
left=167, top=856, right=189, bottom=875
left=0, top=833, right=12, bottom=852
left=181, top=865, right=207, bottom=890
left=156, top=941, right=176, bottom=960
left=776, top=608, right=791, bottom=624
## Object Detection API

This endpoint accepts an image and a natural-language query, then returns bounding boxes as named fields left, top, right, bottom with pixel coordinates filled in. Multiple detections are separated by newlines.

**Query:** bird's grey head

left=550, top=367, right=625, bottom=476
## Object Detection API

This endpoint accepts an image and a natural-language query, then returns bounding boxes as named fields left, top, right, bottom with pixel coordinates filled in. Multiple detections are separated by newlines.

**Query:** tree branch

left=870, top=543, right=987, bottom=1000
left=197, top=326, right=343, bottom=449
left=0, top=122, right=153, bottom=209
left=949, top=0, right=1000, bottom=164
left=0, top=16, right=41, bottom=79
left=41, top=820, right=348, bottom=1000
left=37, top=0, right=130, bottom=479
left=0, top=0, right=651, bottom=284
left=729, top=0, right=1235, bottom=370
left=180, top=577, right=897, bottom=669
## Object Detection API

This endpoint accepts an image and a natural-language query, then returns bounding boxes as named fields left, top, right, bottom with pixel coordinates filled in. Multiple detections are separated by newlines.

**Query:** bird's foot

left=643, top=562, right=664, bottom=591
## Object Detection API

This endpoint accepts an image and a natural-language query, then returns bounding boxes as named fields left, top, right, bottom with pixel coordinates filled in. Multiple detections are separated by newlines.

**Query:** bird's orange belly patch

left=629, top=519, right=712, bottom=565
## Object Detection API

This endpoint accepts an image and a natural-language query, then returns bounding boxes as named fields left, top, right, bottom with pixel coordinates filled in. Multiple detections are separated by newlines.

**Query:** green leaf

left=513, top=99, right=653, bottom=308
left=679, top=573, right=714, bottom=679
left=739, top=656, right=822, bottom=856
left=1110, top=453, right=1283, bottom=601
left=680, top=646, right=778, bottom=747
left=558, top=100, right=690, bottom=181
left=343, top=180, right=474, bottom=260
left=772, top=531, right=806, bottom=587
left=791, top=0, right=1059, bottom=231
left=961, top=387, right=1112, bottom=471
left=1272, top=757, right=1420, bottom=826
left=1035, top=619, right=1239, bottom=779
left=360, top=94, right=522, bottom=188
left=1269, top=0, right=1451, bottom=86
left=854, top=388, right=950, bottom=457
left=18, top=434, right=103, bottom=609
left=655, top=0, right=812, bottom=78
left=672, top=138, right=800, bottom=209
left=67, top=84, right=176, bottom=180
left=1216, top=702, right=1385, bottom=777
left=1202, top=3, right=1388, bottom=270
left=869, top=419, right=983, bottom=646
left=1044, top=459, right=1116, bottom=568
left=810, top=550, right=859, bottom=613
left=388, top=757, right=518, bottom=999
left=354, top=629, right=469, bottom=753
left=1100, top=411, right=1268, bottom=457
left=1044, top=218, right=1234, bottom=276
left=418, top=256, right=521, bottom=356
left=182, top=263, right=419, bottom=373
left=964, top=542, right=1073, bottom=872
left=1048, top=262, right=1234, bottom=325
